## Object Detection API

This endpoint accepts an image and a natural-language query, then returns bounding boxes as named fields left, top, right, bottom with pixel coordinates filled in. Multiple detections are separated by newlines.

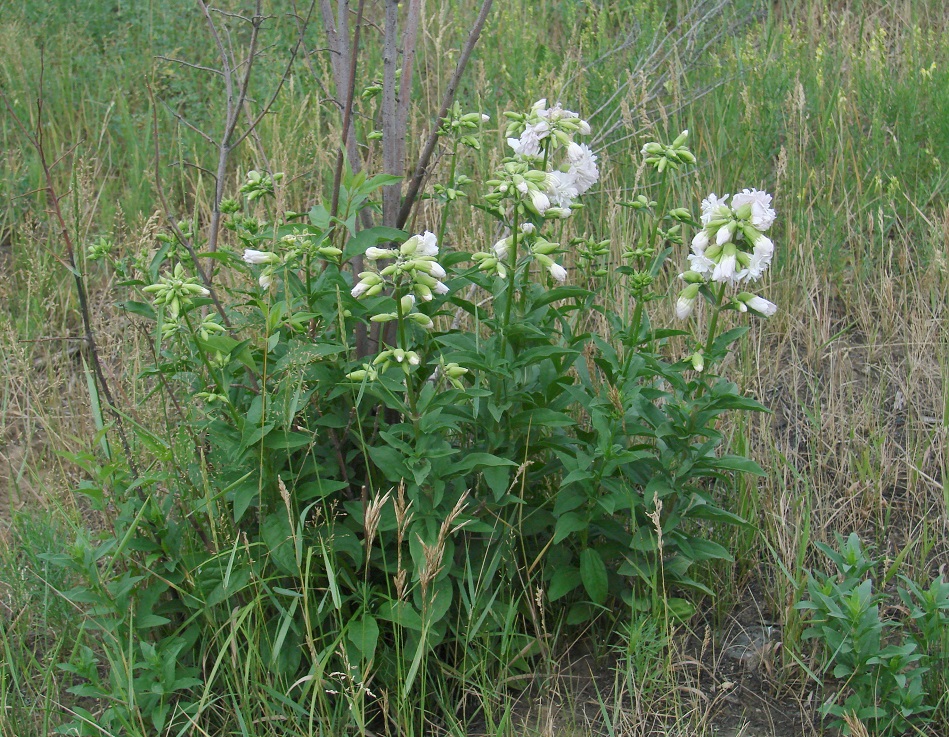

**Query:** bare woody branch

left=397, top=0, right=494, bottom=230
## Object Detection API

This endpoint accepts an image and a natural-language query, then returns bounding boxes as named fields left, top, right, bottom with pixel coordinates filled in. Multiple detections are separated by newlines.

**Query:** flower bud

left=531, top=238, right=560, bottom=255
left=399, top=294, right=416, bottom=313
left=548, top=262, right=567, bottom=283
left=675, top=283, right=701, bottom=319
left=243, top=249, right=280, bottom=265
left=737, top=292, right=778, bottom=317
left=544, top=207, right=572, bottom=219
left=414, top=284, right=433, bottom=302
left=408, top=313, right=434, bottom=329
left=691, top=351, right=705, bottom=372
left=734, top=203, right=753, bottom=221
left=679, top=270, right=706, bottom=284
left=691, top=229, right=710, bottom=251
left=366, top=246, right=398, bottom=260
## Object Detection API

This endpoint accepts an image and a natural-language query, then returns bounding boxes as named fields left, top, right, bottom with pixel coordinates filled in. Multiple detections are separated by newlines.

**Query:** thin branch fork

left=397, top=0, right=494, bottom=230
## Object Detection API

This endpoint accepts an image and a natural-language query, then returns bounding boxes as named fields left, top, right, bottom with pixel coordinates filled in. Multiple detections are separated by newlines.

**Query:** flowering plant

left=65, top=98, right=777, bottom=732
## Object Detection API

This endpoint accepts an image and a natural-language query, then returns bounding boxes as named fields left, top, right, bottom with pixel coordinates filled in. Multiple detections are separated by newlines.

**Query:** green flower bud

left=691, top=351, right=705, bottom=372
left=408, top=312, right=434, bottom=329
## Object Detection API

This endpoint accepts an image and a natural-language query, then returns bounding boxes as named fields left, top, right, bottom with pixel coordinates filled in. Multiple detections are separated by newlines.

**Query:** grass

left=2, top=0, right=949, bottom=735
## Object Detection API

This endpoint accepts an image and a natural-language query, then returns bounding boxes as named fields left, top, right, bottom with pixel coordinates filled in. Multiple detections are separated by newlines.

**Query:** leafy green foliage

left=796, top=533, right=949, bottom=736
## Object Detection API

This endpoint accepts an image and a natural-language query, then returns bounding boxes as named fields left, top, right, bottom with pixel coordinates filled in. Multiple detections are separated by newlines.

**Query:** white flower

left=700, top=193, right=730, bottom=225
left=259, top=273, right=273, bottom=289
left=433, top=281, right=449, bottom=295
left=546, top=170, right=579, bottom=208
left=243, top=249, right=279, bottom=265
left=675, top=296, right=694, bottom=319
left=578, top=119, right=591, bottom=135
left=539, top=102, right=579, bottom=124
left=548, top=262, right=567, bottom=283
left=716, top=221, right=736, bottom=246
left=687, top=252, right=715, bottom=276
left=428, top=262, right=447, bottom=279
left=741, top=293, right=777, bottom=316
left=566, top=142, right=599, bottom=193
left=351, top=281, right=371, bottom=298
left=744, top=234, right=774, bottom=281
left=366, top=246, right=398, bottom=260
left=507, top=120, right=549, bottom=157
left=416, top=231, right=439, bottom=257
left=675, top=295, right=696, bottom=319
left=520, top=222, right=535, bottom=234
left=691, top=229, right=710, bottom=254
left=529, top=188, right=551, bottom=214
left=493, top=236, right=512, bottom=259
left=732, top=188, right=776, bottom=231
left=481, top=113, right=490, bottom=123
left=712, top=248, right=738, bottom=284
left=675, top=283, right=701, bottom=319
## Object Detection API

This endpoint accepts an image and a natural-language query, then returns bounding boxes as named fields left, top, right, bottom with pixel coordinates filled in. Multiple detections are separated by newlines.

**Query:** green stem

left=704, top=282, right=728, bottom=358
left=395, top=287, right=420, bottom=424
left=437, top=139, right=460, bottom=246
left=182, top=311, right=239, bottom=424
left=501, top=208, right=520, bottom=346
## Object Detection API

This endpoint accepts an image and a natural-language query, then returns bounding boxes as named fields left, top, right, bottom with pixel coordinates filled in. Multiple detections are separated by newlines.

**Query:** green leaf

left=376, top=600, right=423, bottom=631
left=348, top=614, right=379, bottom=661
left=580, top=549, right=608, bottom=605
left=445, top=452, right=518, bottom=476
left=344, top=226, right=408, bottom=260
left=531, top=286, right=593, bottom=309
left=262, top=432, right=313, bottom=451
left=231, top=476, right=259, bottom=523
left=554, top=512, right=587, bottom=544
left=297, top=479, right=349, bottom=500
left=122, top=300, right=156, bottom=320
left=697, top=454, right=766, bottom=476
left=511, top=408, right=576, bottom=429
left=262, top=512, right=297, bottom=575
left=548, top=566, right=581, bottom=602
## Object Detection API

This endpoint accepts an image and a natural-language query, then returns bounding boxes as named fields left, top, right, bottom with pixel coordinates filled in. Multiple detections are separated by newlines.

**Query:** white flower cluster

left=504, top=99, right=599, bottom=215
left=350, top=231, right=448, bottom=330
left=676, top=189, right=778, bottom=319
left=242, top=234, right=342, bottom=290
left=474, top=99, right=600, bottom=284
